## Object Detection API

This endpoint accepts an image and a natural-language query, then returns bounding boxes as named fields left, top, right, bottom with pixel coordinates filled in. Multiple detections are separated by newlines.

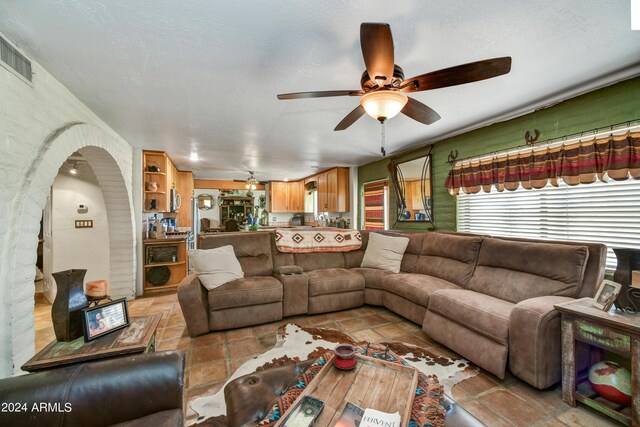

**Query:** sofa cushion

left=361, top=233, right=410, bottom=273
left=189, top=245, right=244, bottom=290
left=382, top=273, right=461, bottom=308
left=415, top=233, right=483, bottom=288
left=469, top=238, right=589, bottom=303
left=428, top=289, right=515, bottom=345
left=208, top=276, right=282, bottom=310
left=307, top=268, right=365, bottom=297
left=294, top=252, right=345, bottom=271
left=199, top=232, right=273, bottom=276
left=351, top=267, right=394, bottom=290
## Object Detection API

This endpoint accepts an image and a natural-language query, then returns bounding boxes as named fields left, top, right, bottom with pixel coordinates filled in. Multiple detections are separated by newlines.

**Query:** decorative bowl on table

left=588, top=360, right=632, bottom=406
left=85, top=279, right=108, bottom=299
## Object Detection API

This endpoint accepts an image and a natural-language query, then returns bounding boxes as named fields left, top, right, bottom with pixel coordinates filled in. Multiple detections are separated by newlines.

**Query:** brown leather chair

left=224, top=361, right=484, bottom=427
left=0, top=351, right=185, bottom=427
left=225, top=218, right=240, bottom=232
left=201, top=217, right=212, bottom=232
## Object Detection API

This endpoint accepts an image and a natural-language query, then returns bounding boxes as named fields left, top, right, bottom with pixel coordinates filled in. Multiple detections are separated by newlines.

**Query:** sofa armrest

left=177, top=273, right=210, bottom=337
left=0, top=351, right=185, bottom=427
left=273, top=266, right=308, bottom=317
left=274, top=265, right=304, bottom=275
left=509, top=295, right=574, bottom=389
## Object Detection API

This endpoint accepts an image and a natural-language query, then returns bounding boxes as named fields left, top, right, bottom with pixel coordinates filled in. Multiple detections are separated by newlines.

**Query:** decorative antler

left=525, top=129, right=540, bottom=146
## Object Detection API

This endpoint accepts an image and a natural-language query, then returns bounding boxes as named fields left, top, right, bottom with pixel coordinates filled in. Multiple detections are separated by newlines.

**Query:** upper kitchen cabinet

left=287, top=181, right=304, bottom=212
left=175, top=170, right=193, bottom=227
left=268, top=181, right=304, bottom=213
left=269, top=181, right=288, bottom=212
left=316, top=167, right=350, bottom=213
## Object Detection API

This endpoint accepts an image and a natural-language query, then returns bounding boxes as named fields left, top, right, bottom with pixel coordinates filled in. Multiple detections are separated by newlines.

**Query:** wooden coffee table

left=274, top=353, right=418, bottom=427
left=22, top=313, right=163, bottom=372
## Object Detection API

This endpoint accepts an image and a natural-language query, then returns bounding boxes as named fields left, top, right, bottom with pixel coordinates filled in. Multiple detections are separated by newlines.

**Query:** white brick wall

left=0, top=33, right=136, bottom=376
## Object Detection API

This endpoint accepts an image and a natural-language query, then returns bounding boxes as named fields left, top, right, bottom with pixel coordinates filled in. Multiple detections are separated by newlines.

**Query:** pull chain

left=380, top=119, right=386, bottom=156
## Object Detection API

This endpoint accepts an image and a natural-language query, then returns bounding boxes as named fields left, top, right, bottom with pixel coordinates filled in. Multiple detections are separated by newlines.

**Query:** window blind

left=363, top=180, right=388, bottom=230
left=457, top=178, right=640, bottom=271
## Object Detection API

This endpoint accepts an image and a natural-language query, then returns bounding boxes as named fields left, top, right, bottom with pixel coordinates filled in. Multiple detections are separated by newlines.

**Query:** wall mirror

left=390, top=154, right=433, bottom=224
left=197, top=194, right=214, bottom=210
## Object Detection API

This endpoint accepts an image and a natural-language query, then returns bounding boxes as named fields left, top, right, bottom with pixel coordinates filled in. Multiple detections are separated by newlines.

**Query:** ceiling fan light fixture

left=246, top=175, right=258, bottom=190
left=360, top=90, right=408, bottom=121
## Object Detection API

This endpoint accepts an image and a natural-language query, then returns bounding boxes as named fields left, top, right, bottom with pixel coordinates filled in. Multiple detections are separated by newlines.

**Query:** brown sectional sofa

left=178, top=229, right=606, bottom=390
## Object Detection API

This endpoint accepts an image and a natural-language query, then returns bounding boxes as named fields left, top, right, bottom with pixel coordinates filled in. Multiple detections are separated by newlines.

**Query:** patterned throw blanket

left=275, top=228, right=362, bottom=253
left=257, top=343, right=445, bottom=427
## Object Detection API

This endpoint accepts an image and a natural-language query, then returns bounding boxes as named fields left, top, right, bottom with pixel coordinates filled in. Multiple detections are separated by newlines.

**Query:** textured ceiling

left=2, top=0, right=640, bottom=181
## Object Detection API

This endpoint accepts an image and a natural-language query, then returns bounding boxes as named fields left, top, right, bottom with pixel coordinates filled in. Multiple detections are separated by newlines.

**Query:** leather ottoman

left=224, top=361, right=484, bottom=427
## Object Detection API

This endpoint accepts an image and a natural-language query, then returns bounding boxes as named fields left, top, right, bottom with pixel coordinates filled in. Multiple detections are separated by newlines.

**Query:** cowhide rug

left=189, top=323, right=478, bottom=426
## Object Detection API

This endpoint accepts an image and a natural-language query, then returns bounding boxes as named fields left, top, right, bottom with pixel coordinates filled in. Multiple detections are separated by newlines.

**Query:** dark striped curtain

left=363, top=180, right=387, bottom=230
left=445, top=131, right=640, bottom=195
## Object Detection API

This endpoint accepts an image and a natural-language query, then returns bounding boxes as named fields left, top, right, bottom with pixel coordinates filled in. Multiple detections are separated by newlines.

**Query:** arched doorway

left=0, top=122, right=136, bottom=376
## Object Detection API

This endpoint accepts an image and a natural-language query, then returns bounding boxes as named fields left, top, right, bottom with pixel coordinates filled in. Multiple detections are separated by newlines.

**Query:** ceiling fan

left=277, top=23, right=512, bottom=132
left=233, top=171, right=267, bottom=190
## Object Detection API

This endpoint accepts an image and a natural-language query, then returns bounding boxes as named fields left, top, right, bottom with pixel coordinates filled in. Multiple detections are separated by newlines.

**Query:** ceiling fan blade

left=360, top=23, right=394, bottom=86
left=334, top=105, right=366, bottom=131
left=401, top=97, right=441, bottom=125
left=233, top=179, right=247, bottom=183
left=277, top=90, right=363, bottom=100
left=401, top=57, right=512, bottom=93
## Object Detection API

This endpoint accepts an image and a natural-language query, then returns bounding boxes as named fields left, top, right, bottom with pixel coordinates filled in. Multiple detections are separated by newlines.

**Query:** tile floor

left=33, top=293, right=619, bottom=426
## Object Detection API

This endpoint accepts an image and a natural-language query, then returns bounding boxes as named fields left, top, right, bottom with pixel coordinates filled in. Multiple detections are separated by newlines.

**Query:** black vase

left=52, top=269, right=89, bottom=342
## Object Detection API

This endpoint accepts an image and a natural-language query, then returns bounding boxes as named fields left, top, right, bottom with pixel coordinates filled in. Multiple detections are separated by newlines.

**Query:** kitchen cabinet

left=269, top=181, right=289, bottom=212
left=269, top=181, right=304, bottom=213
left=287, top=181, right=304, bottom=212
left=316, top=167, right=350, bottom=213
left=143, top=238, right=188, bottom=293
left=175, top=170, right=193, bottom=228
left=317, top=173, right=327, bottom=211
left=405, top=180, right=422, bottom=211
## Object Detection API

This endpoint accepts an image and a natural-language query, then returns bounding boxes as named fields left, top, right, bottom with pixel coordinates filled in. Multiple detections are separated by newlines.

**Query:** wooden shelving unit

left=143, top=151, right=170, bottom=212
left=143, top=238, right=188, bottom=293
left=220, top=196, right=254, bottom=223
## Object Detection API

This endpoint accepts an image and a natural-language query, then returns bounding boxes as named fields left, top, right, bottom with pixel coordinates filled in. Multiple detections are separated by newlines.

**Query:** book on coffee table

left=335, top=403, right=401, bottom=427
left=361, top=408, right=401, bottom=427
left=335, top=402, right=364, bottom=427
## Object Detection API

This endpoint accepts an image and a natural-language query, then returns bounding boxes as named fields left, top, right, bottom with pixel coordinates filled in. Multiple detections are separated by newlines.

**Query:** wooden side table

left=555, top=298, right=639, bottom=426
left=22, top=313, right=163, bottom=372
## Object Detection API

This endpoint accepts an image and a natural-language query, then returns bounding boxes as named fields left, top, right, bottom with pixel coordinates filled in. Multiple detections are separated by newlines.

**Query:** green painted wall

left=358, top=77, right=640, bottom=231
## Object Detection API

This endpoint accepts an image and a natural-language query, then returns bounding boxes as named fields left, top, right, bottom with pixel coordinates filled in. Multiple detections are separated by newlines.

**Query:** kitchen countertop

left=143, top=236, right=188, bottom=243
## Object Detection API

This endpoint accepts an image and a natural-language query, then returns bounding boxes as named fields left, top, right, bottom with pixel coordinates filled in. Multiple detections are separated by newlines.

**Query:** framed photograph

left=81, top=298, right=130, bottom=342
left=592, top=280, right=622, bottom=311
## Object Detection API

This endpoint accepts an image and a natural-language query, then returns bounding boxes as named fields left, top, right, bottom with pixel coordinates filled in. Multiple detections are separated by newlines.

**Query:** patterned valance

left=445, top=131, right=640, bottom=195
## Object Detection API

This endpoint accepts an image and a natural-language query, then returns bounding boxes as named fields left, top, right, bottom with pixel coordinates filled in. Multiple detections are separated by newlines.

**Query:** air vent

left=0, top=36, right=32, bottom=82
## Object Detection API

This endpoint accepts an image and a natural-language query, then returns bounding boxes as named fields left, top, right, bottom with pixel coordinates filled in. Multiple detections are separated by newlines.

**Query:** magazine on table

left=335, top=403, right=401, bottom=427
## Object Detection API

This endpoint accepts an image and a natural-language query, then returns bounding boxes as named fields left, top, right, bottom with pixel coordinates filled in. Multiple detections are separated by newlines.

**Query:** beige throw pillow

left=189, top=245, right=244, bottom=290
left=360, top=233, right=410, bottom=273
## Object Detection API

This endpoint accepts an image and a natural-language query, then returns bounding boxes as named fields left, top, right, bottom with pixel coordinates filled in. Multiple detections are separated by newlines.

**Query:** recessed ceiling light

left=189, top=152, right=199, bottom=161
left=69, top=162, right=78, bottom=175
